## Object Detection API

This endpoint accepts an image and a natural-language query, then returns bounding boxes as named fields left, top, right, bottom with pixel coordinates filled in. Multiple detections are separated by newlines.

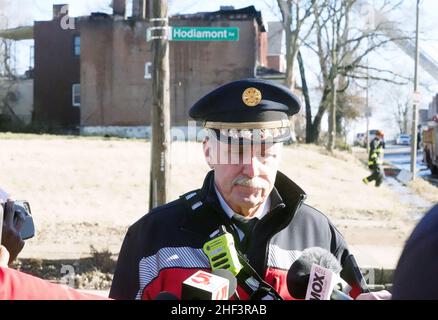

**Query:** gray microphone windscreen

left=287, top=247, right=341, bottom=299
left=298, top=247, right=342, bottom=274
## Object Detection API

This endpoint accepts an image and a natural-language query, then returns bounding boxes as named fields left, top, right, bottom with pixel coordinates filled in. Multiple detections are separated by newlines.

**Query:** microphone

left=203, top=226, right=282, bottom=300
left=181, top=270, right=230, bottom=300
left=212, top=269, right=239, bottom=300
left=340, top=254, right=370, bottom=297
left=287, top=247, right=353, bottom=300
left=155, top=291, right=179, bottom=300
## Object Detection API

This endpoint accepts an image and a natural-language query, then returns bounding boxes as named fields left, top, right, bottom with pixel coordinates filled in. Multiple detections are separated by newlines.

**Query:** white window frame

left=72, top=84, right=80, bottom=107
left=144, top=62, right=152, bottom=79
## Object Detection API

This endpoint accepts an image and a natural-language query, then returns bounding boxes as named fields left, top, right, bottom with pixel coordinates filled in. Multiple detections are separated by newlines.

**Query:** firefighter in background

left=362, top=130, right=385, bottom=187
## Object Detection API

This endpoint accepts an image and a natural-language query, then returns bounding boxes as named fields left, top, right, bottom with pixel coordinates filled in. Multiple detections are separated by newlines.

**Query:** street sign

left=413, top=91, right=421, bottom=105
left=169, top=27, right=239, bottom=42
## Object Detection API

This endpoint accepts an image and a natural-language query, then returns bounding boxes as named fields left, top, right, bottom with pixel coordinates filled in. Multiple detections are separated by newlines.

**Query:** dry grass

left=279, top=144, right=407, bottom=221
left=0, top=133, right=426, bottom=259
left=407, top=179, right=438, bottom=204
left=0, top=134, right=210, bottom=258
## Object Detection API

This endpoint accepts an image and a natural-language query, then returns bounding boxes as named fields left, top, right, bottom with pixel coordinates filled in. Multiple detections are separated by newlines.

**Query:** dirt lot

left=1, top=133, right=436, bottom=288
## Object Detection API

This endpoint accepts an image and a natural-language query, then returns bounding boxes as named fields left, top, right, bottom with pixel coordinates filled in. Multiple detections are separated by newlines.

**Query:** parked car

left=354, top=132, right=366, bottom=146
left=396, top=134, right=411, bottom=145
left=356, top=130, right=385, bottom=148
left=367, top=129, right=386, bottom=148
left=368, top=129, right=378, bottom=143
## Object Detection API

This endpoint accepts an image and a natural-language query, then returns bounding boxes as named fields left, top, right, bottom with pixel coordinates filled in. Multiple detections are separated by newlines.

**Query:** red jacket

left=0, top=267, right=108, bottom=300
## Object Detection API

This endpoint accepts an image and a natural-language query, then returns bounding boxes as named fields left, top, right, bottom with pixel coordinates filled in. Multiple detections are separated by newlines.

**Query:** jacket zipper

left=262, top=195, right=306, bottom=275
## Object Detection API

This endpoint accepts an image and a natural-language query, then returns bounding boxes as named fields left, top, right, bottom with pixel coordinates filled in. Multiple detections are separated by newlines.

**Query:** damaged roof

left=171, top=6, right=266, bottom=32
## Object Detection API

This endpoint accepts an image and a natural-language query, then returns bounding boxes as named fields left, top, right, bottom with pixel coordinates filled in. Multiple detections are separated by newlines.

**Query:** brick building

left=33, top=4, right=81, bottom=131
left=33, top=1, right=270, bottom=136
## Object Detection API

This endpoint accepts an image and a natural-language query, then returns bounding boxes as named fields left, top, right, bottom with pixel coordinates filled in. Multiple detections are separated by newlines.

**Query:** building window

left=72, top=84, right=80, bottom=107
left=74, top=36, right=80, bottom=56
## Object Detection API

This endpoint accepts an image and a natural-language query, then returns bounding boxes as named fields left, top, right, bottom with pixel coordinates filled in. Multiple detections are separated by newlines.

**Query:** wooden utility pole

left=327, top=70, right=337, bottom=152
left=149, top=0, right=171, bottom=209
left=410, top=0, right=420, bottom=180
left=366, top=57, right=370, bottom=155
left=327, top=17, right=337, bottom=153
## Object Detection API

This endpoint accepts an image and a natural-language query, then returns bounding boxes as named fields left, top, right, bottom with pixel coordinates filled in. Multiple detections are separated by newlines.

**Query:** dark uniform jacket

left=392, top=204, right=438, bottom=299
left=368, top=137, right=384, bottom=168
left=110, top=170, right=359, bottom=300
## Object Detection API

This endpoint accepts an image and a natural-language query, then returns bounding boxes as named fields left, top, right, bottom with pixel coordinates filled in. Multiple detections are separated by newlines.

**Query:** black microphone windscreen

left=212, top=269, right=237, bottom=299
left=287, top=259, right=311, bottom=299
left=155, top=291, right=179, bottom=300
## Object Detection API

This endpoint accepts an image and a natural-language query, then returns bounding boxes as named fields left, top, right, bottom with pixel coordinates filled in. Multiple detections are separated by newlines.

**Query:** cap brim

left=210, top=128, right=291, bottom=145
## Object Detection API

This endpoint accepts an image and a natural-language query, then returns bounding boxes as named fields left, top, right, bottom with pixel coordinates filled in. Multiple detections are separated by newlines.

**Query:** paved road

left=384, top=144, right=427, bottom=175
left=350, top=144, right=436, bottom=270
left=384, top=144, right=438, bottom=186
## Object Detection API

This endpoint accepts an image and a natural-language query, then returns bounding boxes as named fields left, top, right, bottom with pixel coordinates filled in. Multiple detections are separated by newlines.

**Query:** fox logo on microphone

left=305, top=264, right=337, bottom=300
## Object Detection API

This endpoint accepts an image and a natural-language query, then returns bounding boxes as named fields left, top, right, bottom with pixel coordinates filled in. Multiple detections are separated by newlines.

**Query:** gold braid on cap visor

left=204, top=120, right=291, bottom=140
left=204, top=119, right=290, bottom=130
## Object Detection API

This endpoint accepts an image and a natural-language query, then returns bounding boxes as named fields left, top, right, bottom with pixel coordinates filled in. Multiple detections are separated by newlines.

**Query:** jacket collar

left=180, top=170, right=307, bottom=240
left=267, top=170, right=307, bottom=233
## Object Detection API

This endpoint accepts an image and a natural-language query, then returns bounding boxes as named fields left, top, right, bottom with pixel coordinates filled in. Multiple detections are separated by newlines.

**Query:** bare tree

left=0, top=39, right=21, bottom=124
left=390, top=87, right=411, bottom=134
left=0, top=38, right=15, bottom=79
left=336, top=86, right=365, bottom=135
left=304, top=0, right=349, bottom=150
left=303, top=0, right=409, bottom=149
left=0, top=7, right=21, bottom=125
left=276, top=0, right=321, bottom=90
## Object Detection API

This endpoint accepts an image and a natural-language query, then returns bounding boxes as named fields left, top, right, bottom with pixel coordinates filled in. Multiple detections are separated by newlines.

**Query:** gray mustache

left=232, top=176, right=269, bottom=188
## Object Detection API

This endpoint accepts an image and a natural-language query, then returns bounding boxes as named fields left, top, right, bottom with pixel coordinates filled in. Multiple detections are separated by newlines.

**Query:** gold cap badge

left=242, top=87, right=262, bottom=107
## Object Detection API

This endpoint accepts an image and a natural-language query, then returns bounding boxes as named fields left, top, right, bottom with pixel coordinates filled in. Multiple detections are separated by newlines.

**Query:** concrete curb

left=361, top=267, right=394, bottom=291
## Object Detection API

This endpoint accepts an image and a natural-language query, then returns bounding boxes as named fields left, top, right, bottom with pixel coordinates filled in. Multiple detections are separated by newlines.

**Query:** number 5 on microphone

left=191, top=271, right=212, bottom=285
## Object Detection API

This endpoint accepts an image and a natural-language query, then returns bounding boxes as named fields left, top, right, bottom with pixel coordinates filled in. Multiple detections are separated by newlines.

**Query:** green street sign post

left=169, top=27, right=239, bottom=42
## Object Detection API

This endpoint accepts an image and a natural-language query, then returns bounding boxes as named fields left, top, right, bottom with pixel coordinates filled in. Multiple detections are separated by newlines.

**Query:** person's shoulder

left=406, top=204, right=438, bottom=244
left=274, top=172, right=335, bottom=227
left=127, top=197, right=188, bottom=234
left=295, top=203, right=344, bottom=238
left=392, top=204, right=438, bottom=299
left=296, top=203, right=332, bottom=224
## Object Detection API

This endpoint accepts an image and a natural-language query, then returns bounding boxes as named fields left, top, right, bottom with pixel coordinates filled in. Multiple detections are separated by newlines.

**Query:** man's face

left=203, top=137, right=282, bottom=216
